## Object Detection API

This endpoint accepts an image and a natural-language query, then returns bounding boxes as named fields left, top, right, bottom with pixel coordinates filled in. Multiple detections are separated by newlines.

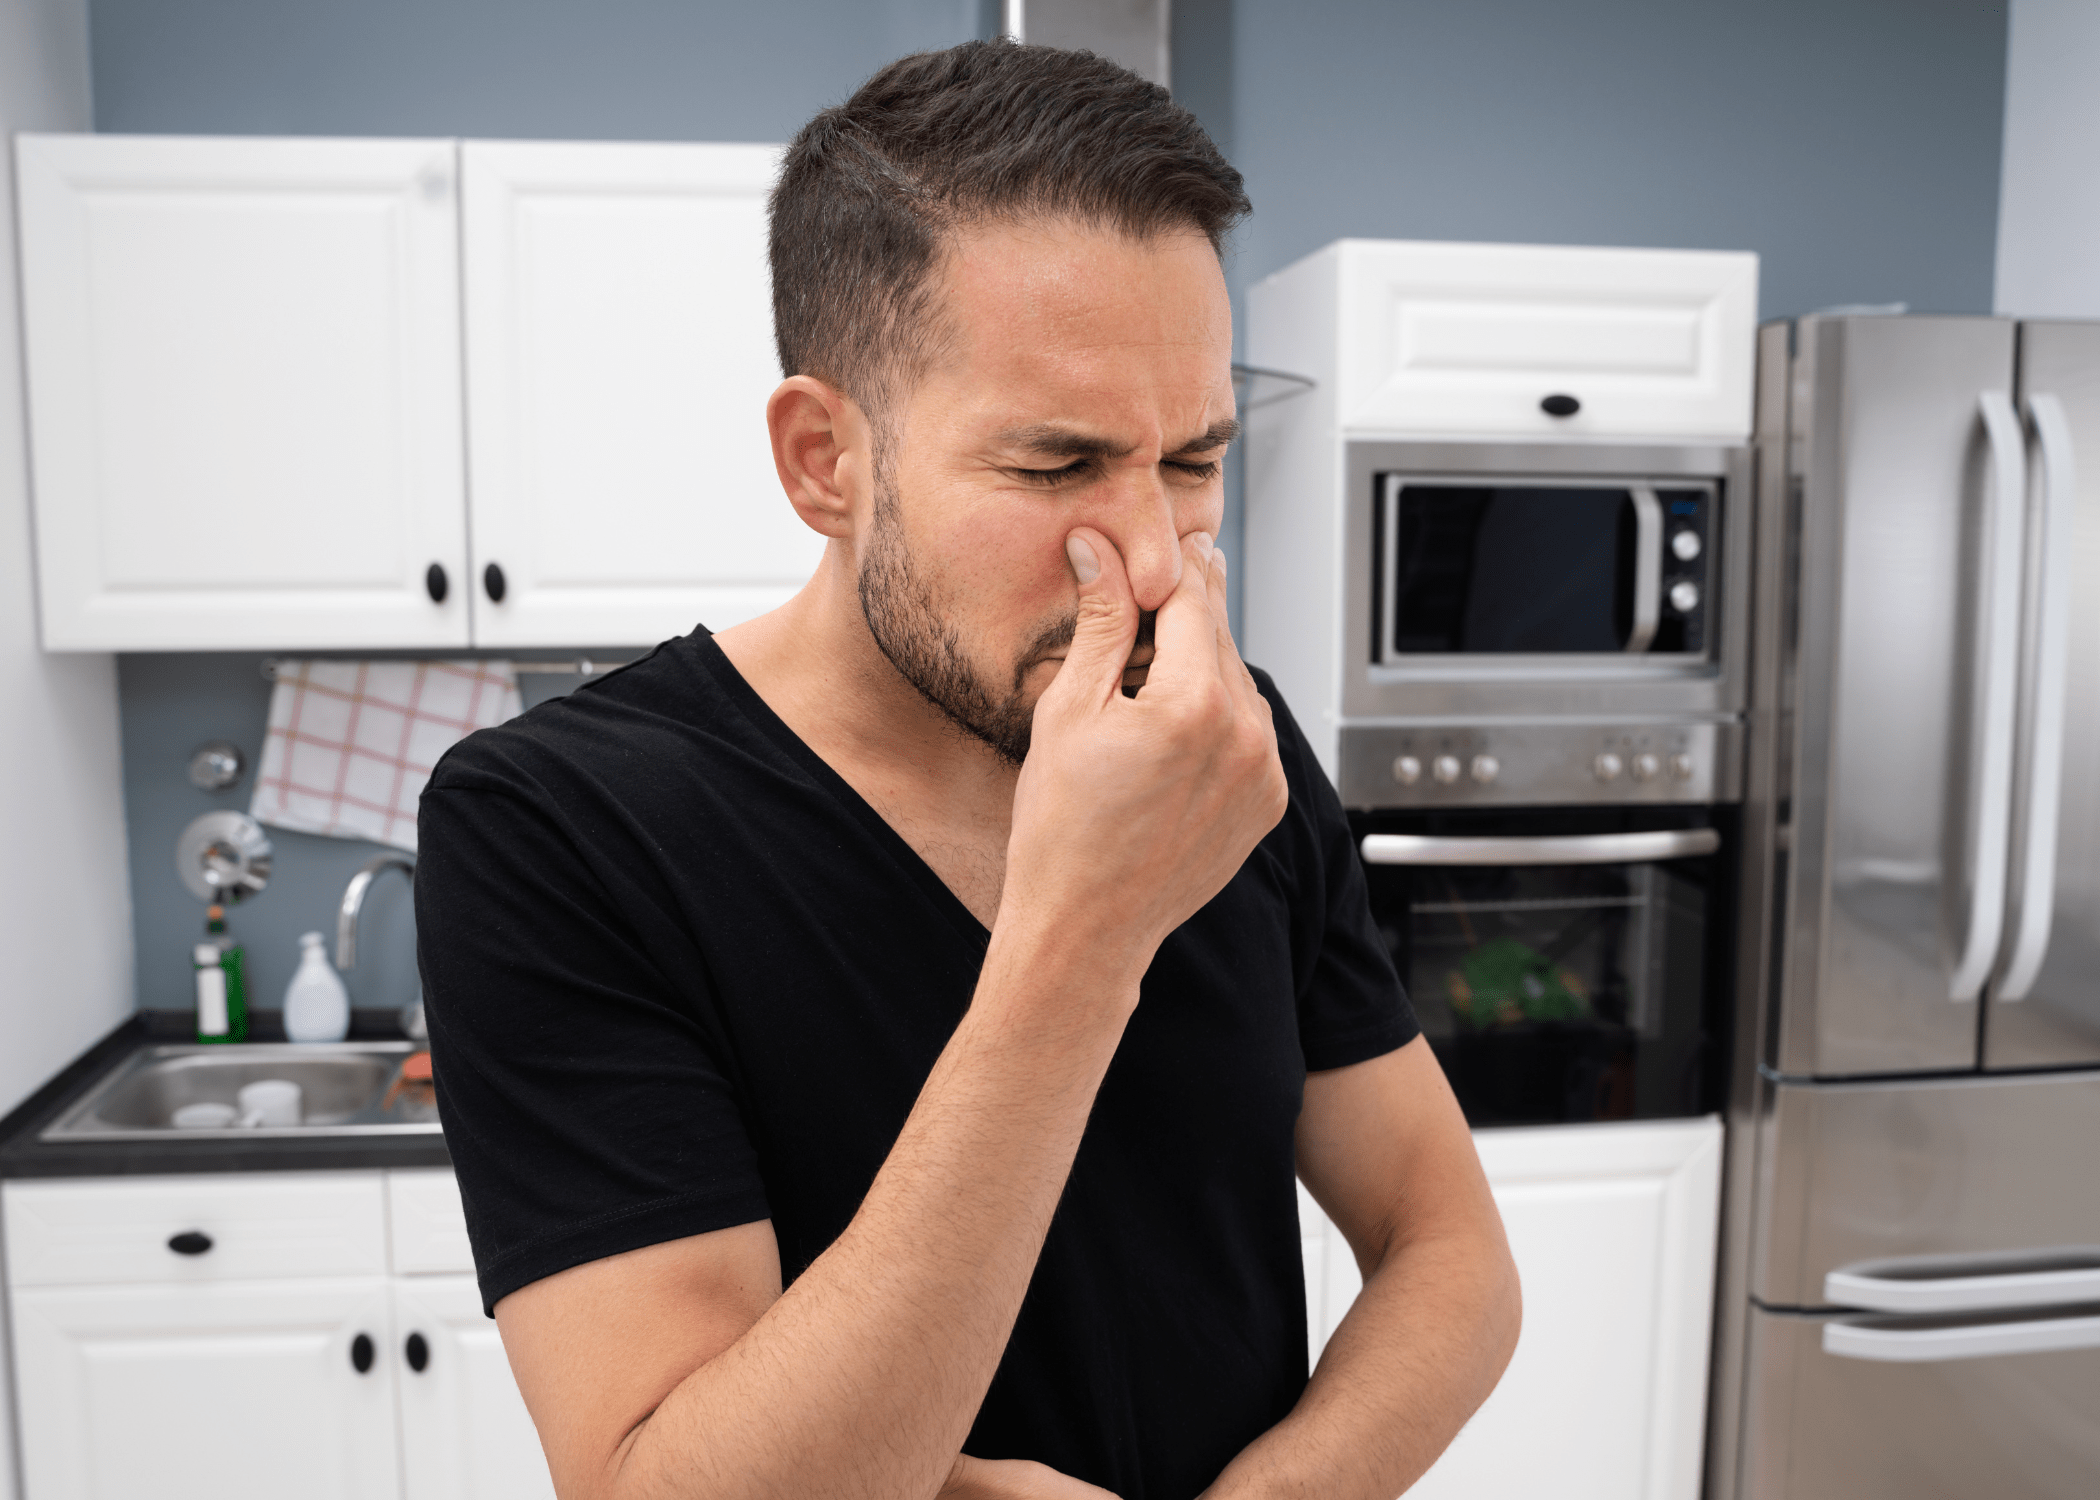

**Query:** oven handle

left=1359, top=829, right=1720, bottom=866
left=1623, top=485, right=1663, bottom=654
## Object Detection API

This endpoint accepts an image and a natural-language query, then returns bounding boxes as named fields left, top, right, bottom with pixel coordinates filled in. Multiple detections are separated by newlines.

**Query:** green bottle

left=195, top=904, right=249, bottom=1044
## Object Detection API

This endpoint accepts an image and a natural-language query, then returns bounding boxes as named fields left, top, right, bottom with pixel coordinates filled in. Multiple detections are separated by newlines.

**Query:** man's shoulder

left=426, top=630, right=738, bottom=801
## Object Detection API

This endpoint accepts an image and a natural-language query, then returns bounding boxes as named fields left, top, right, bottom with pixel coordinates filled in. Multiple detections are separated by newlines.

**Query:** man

left=417, top=39, right=1519, bottom=1500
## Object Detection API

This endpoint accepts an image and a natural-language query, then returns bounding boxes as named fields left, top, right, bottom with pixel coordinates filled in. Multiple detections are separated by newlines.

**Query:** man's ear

left=768, top=375, right=873, bottom=540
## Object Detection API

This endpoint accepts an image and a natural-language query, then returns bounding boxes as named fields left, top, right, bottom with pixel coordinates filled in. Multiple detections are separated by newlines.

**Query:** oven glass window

left=1378, top=480, right=1713, bottom=657
left=1356, top=813, right=1725, bottom=1126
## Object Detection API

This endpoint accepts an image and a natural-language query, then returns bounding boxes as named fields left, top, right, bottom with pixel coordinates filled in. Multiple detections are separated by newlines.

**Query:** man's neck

left=714, top=547, right=1021, bottom=926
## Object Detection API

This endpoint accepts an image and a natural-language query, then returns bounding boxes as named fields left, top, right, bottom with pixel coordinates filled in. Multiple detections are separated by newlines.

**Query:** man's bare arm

left=1198, top=1037, right=1522, bottom=1499
left=493, top=527, right=1284, bottom=1500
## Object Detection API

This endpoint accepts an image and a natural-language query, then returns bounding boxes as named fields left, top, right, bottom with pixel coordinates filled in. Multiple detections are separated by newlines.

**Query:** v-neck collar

left=689, top=629, right=994, bottom=952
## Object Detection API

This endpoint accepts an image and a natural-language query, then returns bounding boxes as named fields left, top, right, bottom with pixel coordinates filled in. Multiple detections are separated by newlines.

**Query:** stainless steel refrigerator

left=1709, top=315, right=2100, bottom=1499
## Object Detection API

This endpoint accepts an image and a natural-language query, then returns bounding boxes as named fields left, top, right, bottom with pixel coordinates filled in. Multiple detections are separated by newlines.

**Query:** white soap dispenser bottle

left=283, top=931, right=351, bottom=1043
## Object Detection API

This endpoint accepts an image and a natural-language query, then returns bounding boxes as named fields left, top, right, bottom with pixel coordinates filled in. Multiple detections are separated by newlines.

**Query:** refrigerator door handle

left=1823, top=1309, right=2100, bottom=1364
left=1623, top=485, right=1662, bottom=654
left=1825, top=1253, right=2100, bottom=1314
left=1946, top=391, right=2027, bottom=1002
left=1997, top=392, right=2078, bottom=1000
left=1359, top=829, right=1721, bottom=866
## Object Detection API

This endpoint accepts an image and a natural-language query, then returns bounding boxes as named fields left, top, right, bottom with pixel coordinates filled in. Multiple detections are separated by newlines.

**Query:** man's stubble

left=857, top=472, right=1074, bottom=769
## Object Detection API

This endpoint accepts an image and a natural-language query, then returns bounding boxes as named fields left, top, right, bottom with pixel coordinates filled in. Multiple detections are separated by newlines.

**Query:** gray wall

left=89, top=0, right=2010, bottom=1012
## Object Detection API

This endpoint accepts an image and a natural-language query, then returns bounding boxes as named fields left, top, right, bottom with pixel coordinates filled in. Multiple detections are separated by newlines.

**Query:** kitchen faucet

left=336, top=853, right=424, bottom=1039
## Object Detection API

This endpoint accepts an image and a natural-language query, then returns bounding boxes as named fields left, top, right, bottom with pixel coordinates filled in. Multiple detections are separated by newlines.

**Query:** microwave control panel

left=1336, top=721, right=1744, bottom=809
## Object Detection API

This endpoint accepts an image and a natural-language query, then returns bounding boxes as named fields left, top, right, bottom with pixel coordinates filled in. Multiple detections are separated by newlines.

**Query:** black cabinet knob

left=483, top=562, right=507, bottom=603
left=426, top=562, right=449, bottom=603
left=1540, top=393, right=1582, bottom=417
left=405, top=1331, right=430, bottom=1373
left=351, top=1333, right=375, bottom=1374
left=166, top=1230, right=213, bottom=1256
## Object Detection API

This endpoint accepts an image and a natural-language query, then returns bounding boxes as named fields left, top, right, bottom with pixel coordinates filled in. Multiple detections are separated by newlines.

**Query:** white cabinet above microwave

left=14, top=134, right=816, bottom=653
left=1251, top=239, right=1758, bottom=443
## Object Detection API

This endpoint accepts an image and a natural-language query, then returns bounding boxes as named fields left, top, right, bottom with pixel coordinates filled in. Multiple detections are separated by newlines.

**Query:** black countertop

left=0, top=1011, right=453, bottom=1180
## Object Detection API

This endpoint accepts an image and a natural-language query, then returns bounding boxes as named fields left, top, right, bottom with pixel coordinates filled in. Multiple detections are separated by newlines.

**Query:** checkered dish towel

left=250, top=660, right=522, bottom=854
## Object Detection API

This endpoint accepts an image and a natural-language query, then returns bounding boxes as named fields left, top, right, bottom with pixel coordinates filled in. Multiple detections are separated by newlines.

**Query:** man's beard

left=858, top=477, right=1072, bottom=768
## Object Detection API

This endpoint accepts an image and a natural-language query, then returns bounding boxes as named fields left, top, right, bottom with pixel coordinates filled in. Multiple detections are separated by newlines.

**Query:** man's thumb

left=1058, top=528, right=1140, bottom=693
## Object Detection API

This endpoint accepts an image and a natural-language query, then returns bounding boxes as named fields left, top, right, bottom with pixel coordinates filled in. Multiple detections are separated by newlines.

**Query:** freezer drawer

left=1739, top=1304, right=2100, bottom=1499
left=1751, top=1069, right=2100, bottom=1306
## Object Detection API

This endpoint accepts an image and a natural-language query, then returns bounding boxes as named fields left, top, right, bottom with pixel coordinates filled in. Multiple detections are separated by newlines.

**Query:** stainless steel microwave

left=1325, top=440, right=1755, bottom=809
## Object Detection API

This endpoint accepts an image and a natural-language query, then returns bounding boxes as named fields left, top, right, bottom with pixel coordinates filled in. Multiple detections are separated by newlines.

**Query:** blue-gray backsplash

left=119, top=652, right=610, bottom=1014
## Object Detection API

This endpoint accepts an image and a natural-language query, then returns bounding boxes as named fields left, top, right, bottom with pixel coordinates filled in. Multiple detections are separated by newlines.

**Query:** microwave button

left=1470, top=754, right=1500, bottom=785
left=1670, top=753, right=1696, bottom=781
left=1668, top=579, right=1702, bottom=613
left=1671, top=528, right=1703, bottom=562
left=1631, top=752, right=1663, bottom=782
left=1393, top=755, right=1423, bottom=785
left=1593, top=752, right=1624, bottom=782
left=1432, top=755, right=1463, bottom=785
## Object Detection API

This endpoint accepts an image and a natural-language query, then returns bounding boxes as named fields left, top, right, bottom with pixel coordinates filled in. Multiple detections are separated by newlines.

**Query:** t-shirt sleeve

left=416, top=758, right=771, bottom=1315
left=1259, top=676, right=1422, bottom=1073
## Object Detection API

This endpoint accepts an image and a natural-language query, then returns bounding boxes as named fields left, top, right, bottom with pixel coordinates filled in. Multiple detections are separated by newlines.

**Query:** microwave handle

left=1623, top=486, right=1663, bottom=654
left=1359, top=829, right=1719, bottom=866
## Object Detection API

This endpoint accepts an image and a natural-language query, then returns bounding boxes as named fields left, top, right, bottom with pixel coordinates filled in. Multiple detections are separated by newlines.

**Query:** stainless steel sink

left=40, top=1042, right=442, bottom=1141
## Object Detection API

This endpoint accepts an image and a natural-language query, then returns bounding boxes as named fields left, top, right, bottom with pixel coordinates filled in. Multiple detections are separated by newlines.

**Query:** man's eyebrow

left=993, top=417, right=1243, bottom=462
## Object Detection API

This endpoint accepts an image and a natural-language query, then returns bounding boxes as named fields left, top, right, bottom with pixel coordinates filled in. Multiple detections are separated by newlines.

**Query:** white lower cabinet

left=3, top=1170, right=552, bottom=1500
left=394, top=1274, right=556, bottom=1500
left=1302, top=1116, right=1724, bottom=1500
left=12, top=1277, right=401, bottom=1500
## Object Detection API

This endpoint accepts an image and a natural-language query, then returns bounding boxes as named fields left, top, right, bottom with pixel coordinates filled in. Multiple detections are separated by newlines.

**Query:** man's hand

left=1002, top=527, right=1287, bottom=988
left=943, top=1455, right=1122, bottom=1498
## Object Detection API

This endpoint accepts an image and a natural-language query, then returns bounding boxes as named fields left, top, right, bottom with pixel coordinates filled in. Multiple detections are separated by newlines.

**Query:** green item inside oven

left=1447, top=937, right=1591, bottom=1029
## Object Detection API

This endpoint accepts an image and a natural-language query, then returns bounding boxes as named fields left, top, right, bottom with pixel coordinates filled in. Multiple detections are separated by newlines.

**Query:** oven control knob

left=1432, top=754, right=1463, bottom=785
left=1668, top=579, right=1701, bottom=613
left=1593, top=752, right=1623, bottom=782
left=1671, top=529, right=1703, bottom=562
left=1470, top=754, right=1500, bottom=785
left=1393, top=754, right=1422, bottom=785
left=1670, top=753, right=1696, bottom=781
left=1632, top=752, right=1662, bottom=782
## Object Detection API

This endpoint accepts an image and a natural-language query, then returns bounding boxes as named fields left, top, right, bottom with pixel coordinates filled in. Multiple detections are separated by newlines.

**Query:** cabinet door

left=1304, top=1117, right=1722, bottom=1500
left=461, top=140, right=819, bottom=648
left=11, top=1277, right=399, bottom=1500
left=16, top=135, right=470, bottom=651
left=393, top=1273, right=556, bottom=1500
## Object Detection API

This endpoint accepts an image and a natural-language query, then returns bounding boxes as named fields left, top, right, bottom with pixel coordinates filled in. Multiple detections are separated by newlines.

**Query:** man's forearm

left=1199, top=1229, right=1521, bottom=1500
left=607, top=928, right=1138, bottom=1500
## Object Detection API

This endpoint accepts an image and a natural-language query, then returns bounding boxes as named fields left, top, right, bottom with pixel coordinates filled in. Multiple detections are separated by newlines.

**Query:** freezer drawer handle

left=1359, top=829, right=1720, bottom=866
left=1823, top=1310, right=2100, bottom=1364
left=1825, top=1256, right=2100, bottom=1314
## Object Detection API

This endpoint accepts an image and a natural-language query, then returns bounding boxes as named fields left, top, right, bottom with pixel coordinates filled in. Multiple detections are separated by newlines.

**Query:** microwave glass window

left=1379, top=479, right=1714, bottom=658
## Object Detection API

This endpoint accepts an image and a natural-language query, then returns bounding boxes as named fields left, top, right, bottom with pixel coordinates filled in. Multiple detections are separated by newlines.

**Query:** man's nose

left=1102, top=485, right=1184, bottom=613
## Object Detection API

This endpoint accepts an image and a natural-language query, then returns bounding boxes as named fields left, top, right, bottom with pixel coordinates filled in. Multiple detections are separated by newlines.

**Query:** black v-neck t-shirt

left=415, top=628, right=1416, bottom=1500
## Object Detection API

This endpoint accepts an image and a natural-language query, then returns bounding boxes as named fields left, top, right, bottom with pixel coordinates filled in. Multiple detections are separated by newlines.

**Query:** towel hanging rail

left=260, top=656, right=631, bottom=682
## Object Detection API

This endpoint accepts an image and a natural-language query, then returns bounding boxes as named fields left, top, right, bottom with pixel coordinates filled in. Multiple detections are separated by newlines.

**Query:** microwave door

left=1777, top=316, right=2018, bottom=1076
left=1990, top=319, right=2100, bottom=1068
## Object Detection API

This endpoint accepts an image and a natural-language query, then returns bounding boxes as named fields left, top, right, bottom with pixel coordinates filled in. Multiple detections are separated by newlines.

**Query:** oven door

left=1354, top=806, right=1733, bottom=1125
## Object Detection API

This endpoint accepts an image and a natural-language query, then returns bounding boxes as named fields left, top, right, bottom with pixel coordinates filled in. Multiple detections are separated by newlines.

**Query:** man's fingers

left=1043, top=527, right=1142, bottom=712
left=1147, top=530, right=1224, bottom=690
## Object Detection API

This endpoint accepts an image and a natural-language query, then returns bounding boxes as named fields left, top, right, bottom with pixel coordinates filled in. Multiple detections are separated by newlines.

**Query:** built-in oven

left=1327, top=439, right=1752, bottom=1126
left=1354, top=804, right=1735, bottom=1125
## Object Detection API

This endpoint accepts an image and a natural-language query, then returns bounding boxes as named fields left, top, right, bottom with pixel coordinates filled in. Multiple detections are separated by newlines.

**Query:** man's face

left=857, top=218, right=1236, bottom=765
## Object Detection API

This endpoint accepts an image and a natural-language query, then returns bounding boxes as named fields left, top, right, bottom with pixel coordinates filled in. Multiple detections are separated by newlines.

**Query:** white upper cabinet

left=1322, top=239, right=1759, bottom=441
left=462, top=140, right=817, bottom=647
left=17, top=135, right=471, bottom=651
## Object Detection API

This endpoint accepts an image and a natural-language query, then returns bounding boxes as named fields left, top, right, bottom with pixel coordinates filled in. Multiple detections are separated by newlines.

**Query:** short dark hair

left=769, top=39, right=1249, bottom=418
